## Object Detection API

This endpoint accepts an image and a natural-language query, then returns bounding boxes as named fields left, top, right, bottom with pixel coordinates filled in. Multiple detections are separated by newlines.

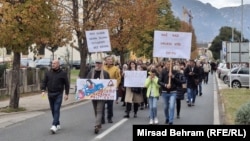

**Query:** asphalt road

left=0, top=73, right=218, bottom=141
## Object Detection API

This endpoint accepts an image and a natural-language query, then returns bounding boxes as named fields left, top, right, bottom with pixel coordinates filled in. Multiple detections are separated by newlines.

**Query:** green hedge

left=235, top=101, right=250, bottom=125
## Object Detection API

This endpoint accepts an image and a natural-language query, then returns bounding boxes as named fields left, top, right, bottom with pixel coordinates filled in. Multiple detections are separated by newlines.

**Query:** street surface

left=0, top=74, right=219, bottom=141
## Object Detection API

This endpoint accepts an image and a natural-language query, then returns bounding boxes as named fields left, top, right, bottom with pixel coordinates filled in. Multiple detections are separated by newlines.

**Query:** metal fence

left=27, top=68, right=36, bottom=85
left=0, top=70, right=6, bottom=88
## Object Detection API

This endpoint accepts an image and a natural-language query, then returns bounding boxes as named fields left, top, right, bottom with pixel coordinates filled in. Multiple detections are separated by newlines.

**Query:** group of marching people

left=118, top=59, right=210, bottom=125
left=42, top=56, right=211, bottom=135
left=88, top=57, right=211, bottom=134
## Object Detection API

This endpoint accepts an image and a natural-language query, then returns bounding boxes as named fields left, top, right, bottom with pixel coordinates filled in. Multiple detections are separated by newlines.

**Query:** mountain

left=170, top=0, right=250, bottom=43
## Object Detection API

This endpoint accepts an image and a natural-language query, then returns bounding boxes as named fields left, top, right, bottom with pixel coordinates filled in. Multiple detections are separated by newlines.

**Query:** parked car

left=218, top=64, right=229, bottom=84
left=226, top=67, right=250, bottom=88
left=71, top=60, right=80, bottom=69
left=35, top=58, right=67, bottom=69
left=35, top=58, right=51, bottom=68
left=217, top=62, right=227, bottom=78
left=21, top=58, right=35, bottom=68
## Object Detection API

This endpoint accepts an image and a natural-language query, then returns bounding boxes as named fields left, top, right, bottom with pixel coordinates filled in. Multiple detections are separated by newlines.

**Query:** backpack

left=131, top=87, right=141, bottom=94
left=175, top=72, right=187, bottom=89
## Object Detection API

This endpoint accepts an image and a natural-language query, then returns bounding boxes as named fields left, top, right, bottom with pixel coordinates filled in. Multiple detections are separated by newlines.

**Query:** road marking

left=214, top=73, right=220, bottom=124
left=94, top=118, right=128, bottom=140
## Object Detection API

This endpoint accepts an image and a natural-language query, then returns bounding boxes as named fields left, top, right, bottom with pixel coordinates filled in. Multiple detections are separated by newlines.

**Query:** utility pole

left=240, top=0, right=243, bottom=63
left=231, top=7, right=234, bottom=42
left=241, top=0, right=243, bottom=42
left=182, top=6, right=193, bottom=30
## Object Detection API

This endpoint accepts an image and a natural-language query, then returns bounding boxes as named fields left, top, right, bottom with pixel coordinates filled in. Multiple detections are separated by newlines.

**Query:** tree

left=105, top=0, right=177, bottom=64
left=34, top=0, right=73, bottom=60
left=209, top=26, right=247, bottom=60
left=180, top=21, right=198, bottom=59
left=134, top=0, right=181, bottom=61
left=69, top=0, right=111, bottom=78
left=0, top=0, right=68, bottom=109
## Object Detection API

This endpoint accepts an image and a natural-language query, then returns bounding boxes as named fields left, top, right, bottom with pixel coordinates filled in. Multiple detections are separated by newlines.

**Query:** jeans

left=196, top=82, right=202, bottom=94
left=161, top=92, right=176, bottom=124
left=187, top=88, right=197, bottom=104
left=48, top=92, right=63, bottom=126
left=148, top=96, right=158, bottom=120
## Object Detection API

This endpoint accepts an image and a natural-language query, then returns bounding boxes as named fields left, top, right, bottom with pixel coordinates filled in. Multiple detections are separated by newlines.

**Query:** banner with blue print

left=75, top=79, right=117, bottom=100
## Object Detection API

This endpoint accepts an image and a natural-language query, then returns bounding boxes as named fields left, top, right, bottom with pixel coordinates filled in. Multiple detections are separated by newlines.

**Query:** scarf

left=91, top=69, right=104, bottom=79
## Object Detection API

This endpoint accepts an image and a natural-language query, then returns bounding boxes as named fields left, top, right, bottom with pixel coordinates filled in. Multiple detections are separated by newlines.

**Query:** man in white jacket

left=203, top=61, right=211, bottom=84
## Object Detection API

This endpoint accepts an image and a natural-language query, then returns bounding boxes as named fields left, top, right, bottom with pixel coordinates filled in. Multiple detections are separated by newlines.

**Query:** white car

left=217, top=63, right=227, bottom=78
left=226, top=67, right=250, bottom=88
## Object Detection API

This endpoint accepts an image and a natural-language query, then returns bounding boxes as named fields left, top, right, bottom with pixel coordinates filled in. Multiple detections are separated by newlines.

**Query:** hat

left=95, top=59, right=103, bottom=64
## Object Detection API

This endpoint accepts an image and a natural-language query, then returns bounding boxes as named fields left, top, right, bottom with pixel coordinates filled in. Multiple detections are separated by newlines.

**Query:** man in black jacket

left=158, top=60, right=178, bottom=125
left=41, top=59, right=69, bottom=134
left=184, top=60, right=199, bottom=106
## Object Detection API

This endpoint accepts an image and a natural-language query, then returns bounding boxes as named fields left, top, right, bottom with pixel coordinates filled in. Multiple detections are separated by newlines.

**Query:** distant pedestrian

left=174, top=61, right=187, bottom=119
left=123, top=61, right=143, bottom=118
left=41, top=59, right=69, bottom=134
left=184, top=59, right=199, bottom=106
left=196, top=61, right=204, bottom=96
left=86, top=59, right=110, bottom=134
left=203, top=61, right=211, bottom=84
left=120, top=63, right=128, bottom=107
left=140, top=64, right=148, bottom=110
left=210, top=61, right=217, bottom=75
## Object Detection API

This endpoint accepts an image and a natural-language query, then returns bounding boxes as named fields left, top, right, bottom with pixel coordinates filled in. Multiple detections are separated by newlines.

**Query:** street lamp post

left=231, top=7, right=235, bottom=42
left=241, top=0, right=243, bottom=42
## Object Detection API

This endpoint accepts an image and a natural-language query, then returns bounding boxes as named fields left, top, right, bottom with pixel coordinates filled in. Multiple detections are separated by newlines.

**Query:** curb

left=0, top=97, right=87, bottom=117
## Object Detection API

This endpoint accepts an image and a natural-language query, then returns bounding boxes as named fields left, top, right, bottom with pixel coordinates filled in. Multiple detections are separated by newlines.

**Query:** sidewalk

left=0, top=85, right=87, bottom=128
left=0, top=85, right=82, bottom=117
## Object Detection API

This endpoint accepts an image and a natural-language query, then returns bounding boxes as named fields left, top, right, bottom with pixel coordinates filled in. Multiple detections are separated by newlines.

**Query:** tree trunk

left=79, top=38, right=88, bottom=78
left=9, top=52, right=21, bottom=109
left=120, top=49, right=125, bottom=65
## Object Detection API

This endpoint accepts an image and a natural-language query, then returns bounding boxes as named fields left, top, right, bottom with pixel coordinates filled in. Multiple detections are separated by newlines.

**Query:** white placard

left=153, top=30, right=192, bottom=59
left=124, top=71, right=147, bottom=87
left=85, top=29, right=111, bottom=53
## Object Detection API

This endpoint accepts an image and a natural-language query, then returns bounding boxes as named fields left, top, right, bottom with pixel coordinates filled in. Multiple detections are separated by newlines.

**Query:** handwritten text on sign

left=153, top=30, right=192, bottom=59
left=85, top=29, right=111, bottom=53
left=124, top=71, right=147, bottom=87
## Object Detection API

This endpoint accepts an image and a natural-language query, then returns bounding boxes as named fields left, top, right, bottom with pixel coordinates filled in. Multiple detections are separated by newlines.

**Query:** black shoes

left=165, top=119, right=169, bottom=124
left=94, top=125, right=101, bottom=134
left=124, top=114, right=130, bottom=118
left=134, top=113, right=137, bottom=118
left=102, top=118, right=112, bottom=124
left=108, top=119, right=113, bottom=123
left=101, top=119, right=105, bottom=124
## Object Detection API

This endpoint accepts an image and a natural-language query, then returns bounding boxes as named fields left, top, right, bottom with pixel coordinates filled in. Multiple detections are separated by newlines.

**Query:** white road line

left=94, top=118, right=128, bottom=140
left=214, top=73, right=220, bottom=124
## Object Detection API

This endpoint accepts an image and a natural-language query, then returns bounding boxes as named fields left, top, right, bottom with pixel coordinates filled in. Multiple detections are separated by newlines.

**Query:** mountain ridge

left=170, top=0, right=250, bottom=43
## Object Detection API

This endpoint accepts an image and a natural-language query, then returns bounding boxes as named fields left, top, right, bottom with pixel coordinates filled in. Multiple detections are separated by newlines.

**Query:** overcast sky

left=196, top=0, right=250, bottom=9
